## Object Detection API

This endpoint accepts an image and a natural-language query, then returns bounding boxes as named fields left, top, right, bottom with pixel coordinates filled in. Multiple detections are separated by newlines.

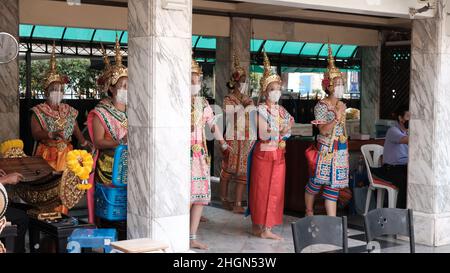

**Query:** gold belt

left=45, top=141, right=70, bottom=151
left=260, top=140, right=286, bottom=150
left=191, top=143, right=204, bottom=153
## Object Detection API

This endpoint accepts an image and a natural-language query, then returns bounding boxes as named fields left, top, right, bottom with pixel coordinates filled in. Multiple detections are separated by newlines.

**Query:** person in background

left=0, top=169, right=27, bottom=253
left=371, top=106, right=409, bottom=209
left=220, top=52, right=255, bottom=214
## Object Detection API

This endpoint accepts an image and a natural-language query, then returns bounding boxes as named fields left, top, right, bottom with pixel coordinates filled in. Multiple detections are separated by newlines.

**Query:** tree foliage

left=19, top=58, right=101, bottom=99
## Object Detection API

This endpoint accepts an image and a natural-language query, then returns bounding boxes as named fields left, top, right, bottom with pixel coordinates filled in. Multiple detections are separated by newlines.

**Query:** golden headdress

left=260, top=50, right=281, bottom=95
left=43, top=42, right=69, bottom=91
left=228, top=51, right=246, bottom=89
left=322, top=42, right=343, bottom=92
left=192, top=58, right=203, bottom=75
left=109, top=34, right=128, bottom=86
left=97, top=44, right=112, bottom=93
left=97, top=35, right=128, bottom=92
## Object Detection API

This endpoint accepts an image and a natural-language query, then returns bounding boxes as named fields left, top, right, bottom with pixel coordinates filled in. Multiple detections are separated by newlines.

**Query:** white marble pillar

left=360, top=44, right=381, bottom=138
left=127, top=0, right=192, bottom=252
left=0, top=0, right=19, bottom=143
left=409, top=0, right=450, bottom=246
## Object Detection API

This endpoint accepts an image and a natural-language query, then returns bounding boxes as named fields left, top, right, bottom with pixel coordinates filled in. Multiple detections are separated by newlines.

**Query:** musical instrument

left=0, top=157, right=62, bottom=210
left=0, top=183, right=7, bottom=218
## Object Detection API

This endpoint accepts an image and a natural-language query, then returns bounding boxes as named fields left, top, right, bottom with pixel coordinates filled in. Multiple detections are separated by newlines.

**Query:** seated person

left=0, top=169, right=27, bottom=253
left=371, top=106, right=409, bottom=209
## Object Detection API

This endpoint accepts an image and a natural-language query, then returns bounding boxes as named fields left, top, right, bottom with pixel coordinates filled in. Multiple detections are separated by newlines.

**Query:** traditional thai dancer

left=190, top=58, right=229, bottom=249
left=31, top=43, right=89, bottom=172
left=220, top=53, right=255, bottom=214
left=30, top=43, right=90, bottom=215
left=304, top=43, right=349, bottom=217
left=247, top=51, right=294, bottom=240
left=87, top=38, right=128, bottom=224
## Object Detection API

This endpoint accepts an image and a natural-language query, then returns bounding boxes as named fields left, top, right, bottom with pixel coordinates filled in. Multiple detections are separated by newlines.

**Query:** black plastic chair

left=291, top=216, right=348, bottom=253
left=364, top=208, right=415, bottom=253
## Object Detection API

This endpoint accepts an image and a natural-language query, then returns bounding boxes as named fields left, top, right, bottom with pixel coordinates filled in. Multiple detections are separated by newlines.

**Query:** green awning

left=19, top=24, right=359, bottom=59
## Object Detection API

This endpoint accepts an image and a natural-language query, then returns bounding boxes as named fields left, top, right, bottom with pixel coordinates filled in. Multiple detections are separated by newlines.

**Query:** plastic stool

left=67, top=228, right=117, bottom=253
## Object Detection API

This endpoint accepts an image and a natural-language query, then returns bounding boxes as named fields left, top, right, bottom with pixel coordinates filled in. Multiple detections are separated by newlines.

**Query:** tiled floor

left=17, top=205, right=450, bottom=253
left=194, top=205, right=450, bottom=253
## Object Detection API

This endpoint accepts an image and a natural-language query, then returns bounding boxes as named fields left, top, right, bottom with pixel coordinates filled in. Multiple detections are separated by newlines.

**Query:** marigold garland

left=66, top=150, right=94, bottom=190
left=0, top=139, right=24, bottom=156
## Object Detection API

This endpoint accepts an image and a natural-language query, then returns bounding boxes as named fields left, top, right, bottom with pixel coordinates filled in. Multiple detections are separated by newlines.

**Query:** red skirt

left=249, top=142, right=286, bottom=228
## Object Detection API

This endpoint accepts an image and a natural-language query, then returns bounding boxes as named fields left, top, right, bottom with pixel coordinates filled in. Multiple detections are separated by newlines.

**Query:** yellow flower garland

left=0, top=139, right=24, bottom=156
left=66, top=150, right=94, bottom=190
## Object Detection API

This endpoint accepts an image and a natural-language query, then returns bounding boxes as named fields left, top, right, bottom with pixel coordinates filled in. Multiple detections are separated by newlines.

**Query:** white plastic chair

left=360, top=144, right=399, bottom=215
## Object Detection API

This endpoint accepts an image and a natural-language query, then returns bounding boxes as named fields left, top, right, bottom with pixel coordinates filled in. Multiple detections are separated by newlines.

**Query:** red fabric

left=249, top=142, right=286, bottom=228
left=305, top=143, right=319, bottom=178
left=373, top=177, right=398, bottom=190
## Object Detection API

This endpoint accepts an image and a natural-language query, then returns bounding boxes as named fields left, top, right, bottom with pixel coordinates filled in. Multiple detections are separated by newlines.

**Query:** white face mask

left=334, top=85, right=345, bottom=99
left=268, top=90, right=282, bottom=103
left=48, top=91, right=63, bottom=105
left=239, top=82, right=249, bottom=94
left=191, top=84, right=201, bottom=96
left=116, top=88, right=127, bottom=105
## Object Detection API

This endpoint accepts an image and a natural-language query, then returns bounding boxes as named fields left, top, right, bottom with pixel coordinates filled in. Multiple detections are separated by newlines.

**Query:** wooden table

left=110, top=238, right=169, bottom=253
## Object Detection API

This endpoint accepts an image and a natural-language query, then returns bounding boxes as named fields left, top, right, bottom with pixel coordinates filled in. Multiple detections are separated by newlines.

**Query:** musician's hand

left=0, top=169, right=6, bottom=177
left=122, top=134, right=128, bottom=145
left=1, top=172, right=24, bottom=185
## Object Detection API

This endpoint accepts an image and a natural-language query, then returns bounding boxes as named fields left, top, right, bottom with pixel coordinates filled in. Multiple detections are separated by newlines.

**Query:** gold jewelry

left=192, top=58, right=203, bottom=75
left=191, top=144, right=203, bottom=153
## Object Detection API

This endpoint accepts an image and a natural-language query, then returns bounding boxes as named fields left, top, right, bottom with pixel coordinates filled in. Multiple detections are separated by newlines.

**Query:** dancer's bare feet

left=305, top=209, right=314, bottom=217
left=190, top=240, right=209, bottom=250
left=260, top=229, right=283, bottom=240
left=200, top=216, right=209, bottom=222
left=251, top=224, right=262, bottom=237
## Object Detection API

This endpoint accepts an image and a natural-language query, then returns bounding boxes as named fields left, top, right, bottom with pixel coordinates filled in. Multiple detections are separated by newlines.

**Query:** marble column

left=408, top=0, right=450, bottom=246
left=213, top=37, right=230, bottom=178
left=127, top=0, right=192, bottom=252
left=0, top=0, right=19, bottom=143
left=360, top=43, right=381, bottom=138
